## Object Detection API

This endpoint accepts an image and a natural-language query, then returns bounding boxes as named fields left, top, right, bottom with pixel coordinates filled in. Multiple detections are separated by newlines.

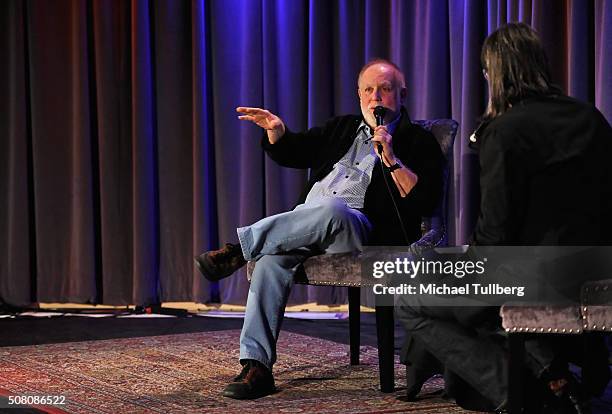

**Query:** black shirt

left=472, top=94, right=612, bottom=245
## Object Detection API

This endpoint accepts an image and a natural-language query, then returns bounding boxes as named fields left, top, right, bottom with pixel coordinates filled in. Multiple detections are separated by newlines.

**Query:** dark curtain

left=1, top=0, right=610, bottom=307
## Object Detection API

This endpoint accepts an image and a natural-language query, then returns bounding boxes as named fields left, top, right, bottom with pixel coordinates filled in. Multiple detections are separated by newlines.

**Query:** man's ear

left=357, top=87, right=362, bottom=100
left=400, top=87, right=407, bottom=102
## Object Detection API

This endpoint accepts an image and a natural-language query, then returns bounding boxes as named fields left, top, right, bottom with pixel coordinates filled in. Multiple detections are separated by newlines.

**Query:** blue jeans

left=236, top=199, right=371, bottom=369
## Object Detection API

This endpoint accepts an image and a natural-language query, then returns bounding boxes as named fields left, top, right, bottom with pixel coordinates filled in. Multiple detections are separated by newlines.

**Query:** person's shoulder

left=487, top=103, right=532, bottom=130
left=479, top=115, right=518, bottom=151
left=488, top=94, right=608, bottom=134
left=482, top=95, right=548, bottom=142
left=557, top=95, right=611, bottom=127
left=553, top=94, right=599, bottom=111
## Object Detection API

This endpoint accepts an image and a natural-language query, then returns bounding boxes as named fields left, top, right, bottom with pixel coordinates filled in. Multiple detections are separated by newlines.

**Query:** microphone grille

left=374, top=106, right=386, bottom=117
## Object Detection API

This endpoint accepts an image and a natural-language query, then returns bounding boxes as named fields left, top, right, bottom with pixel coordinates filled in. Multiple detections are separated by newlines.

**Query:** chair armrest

left=409, top=214, right=445, bottom=256
left=581, top=279, right=612, bottom=332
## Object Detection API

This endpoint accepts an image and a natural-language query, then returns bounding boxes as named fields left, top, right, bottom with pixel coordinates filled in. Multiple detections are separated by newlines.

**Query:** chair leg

left=348, top=287, right=360, bottom=365
left=507, top=333, right=525, bottom=414
left=375, top=305, right=395, bottom=393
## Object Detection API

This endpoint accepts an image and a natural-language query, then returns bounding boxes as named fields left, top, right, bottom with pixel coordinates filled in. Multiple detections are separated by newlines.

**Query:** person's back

left=473, top=94, right=612, bottom=245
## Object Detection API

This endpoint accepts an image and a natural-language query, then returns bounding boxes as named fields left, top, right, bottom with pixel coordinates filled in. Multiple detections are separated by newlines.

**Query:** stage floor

left=0, top=310, right=610, bottom=413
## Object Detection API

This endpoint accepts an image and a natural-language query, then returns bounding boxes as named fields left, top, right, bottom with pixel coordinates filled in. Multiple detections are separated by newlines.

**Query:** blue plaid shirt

left=304, top=116, right=400, bottom=209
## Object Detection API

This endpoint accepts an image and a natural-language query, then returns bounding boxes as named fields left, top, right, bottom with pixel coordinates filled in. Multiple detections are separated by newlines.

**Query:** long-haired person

left=397, top=23, right=611, bottom=413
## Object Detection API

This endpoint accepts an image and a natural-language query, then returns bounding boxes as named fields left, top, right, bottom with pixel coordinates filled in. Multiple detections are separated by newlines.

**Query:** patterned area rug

left=0, top=330, right=481, bottom=413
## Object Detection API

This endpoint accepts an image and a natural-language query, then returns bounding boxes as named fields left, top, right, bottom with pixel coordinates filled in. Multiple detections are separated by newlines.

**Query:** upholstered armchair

left=247, top=119, right=458, bottom=392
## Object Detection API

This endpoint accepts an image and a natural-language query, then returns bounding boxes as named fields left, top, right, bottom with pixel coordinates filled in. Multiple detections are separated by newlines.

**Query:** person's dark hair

left=481, top=22, right=557, bottom=120
left=357, top=58, right=406, bottom=89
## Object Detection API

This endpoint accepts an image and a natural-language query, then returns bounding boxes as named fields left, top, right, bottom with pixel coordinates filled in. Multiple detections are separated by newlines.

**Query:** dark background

left=1, top=0, right=610, bottom=307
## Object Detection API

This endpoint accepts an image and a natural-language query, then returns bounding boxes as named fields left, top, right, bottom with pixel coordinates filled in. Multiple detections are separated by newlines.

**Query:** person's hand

left=371, top=125, right=397, bottom=166
left=236, top=106, right=286, bottom=144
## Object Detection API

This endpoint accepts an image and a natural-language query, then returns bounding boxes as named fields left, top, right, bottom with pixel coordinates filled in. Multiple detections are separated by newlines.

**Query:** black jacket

left=261, top=107, right=444, bottom=245
left=472, top=94, right=612, bottom=245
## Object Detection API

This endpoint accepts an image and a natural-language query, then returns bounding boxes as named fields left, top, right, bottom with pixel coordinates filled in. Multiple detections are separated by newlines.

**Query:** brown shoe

left=223, top=360, right=275, bottom=399
left=194, top=243, right=247, bottom=282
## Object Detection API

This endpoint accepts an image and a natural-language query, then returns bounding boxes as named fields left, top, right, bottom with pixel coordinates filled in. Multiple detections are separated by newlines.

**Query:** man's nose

left=372, top=89, right=382, bottom=100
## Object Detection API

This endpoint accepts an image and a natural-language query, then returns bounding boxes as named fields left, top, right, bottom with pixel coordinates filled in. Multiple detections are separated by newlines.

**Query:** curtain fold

left=25, top=0, right=98, bottom=303
left=191, top=0, right=218, bottom=303
left=1, top=1, right=32, bottom=307
left=130, top=0, right=160, bottom=305
left=91, top=0, right=134, bottom=305
left=1, top=0, right=609, bottom=307
left=448, top=0, right=487, bottom=244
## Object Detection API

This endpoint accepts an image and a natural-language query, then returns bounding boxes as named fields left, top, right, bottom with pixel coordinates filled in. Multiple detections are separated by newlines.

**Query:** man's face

left=358, top=64, right=406, bottom=127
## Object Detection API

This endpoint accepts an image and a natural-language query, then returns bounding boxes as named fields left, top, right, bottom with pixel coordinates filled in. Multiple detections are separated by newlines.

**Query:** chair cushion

left=499, top=305, right=583, bottom=334
left=246, top=253, right=361, bottom=286
left=296, top=253, right=362, bottom=286
left=247, top=252, right=374, bottom=286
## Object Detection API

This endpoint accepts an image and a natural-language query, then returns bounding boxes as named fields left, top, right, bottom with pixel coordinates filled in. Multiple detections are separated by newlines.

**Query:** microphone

left=373, top=106, right=387, bottom=154
left=374, top=105, right=386, bottom=126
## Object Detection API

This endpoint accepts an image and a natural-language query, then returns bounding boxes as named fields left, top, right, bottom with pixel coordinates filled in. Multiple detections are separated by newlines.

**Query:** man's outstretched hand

left=236, top=107, right=286, bottom=144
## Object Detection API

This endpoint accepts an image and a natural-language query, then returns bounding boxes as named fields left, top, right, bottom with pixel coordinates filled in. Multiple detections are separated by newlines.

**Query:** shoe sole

left=222, top=386, right=276, bottom=400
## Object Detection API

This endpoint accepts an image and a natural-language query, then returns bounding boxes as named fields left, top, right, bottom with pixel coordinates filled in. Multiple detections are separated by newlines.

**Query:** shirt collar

left=357, top=121, right=371, bottom=139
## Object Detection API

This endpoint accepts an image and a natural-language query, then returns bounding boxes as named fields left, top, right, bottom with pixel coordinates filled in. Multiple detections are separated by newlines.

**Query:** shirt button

left=355, top=162, right=359, bottom=165
left=333, top=191, right=337, bottom=194
left=345, top=176, right=349, bottom=179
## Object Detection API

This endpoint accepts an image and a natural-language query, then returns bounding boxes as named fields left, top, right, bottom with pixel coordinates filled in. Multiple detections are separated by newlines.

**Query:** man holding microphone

left=196, top=59, right=444, bottom=399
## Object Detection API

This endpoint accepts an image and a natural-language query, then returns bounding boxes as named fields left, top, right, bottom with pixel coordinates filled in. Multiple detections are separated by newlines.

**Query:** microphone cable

left=373, top=106, right=411, bottom=246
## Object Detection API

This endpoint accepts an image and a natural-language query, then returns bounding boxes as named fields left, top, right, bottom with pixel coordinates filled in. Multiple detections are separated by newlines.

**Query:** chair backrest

left=410, top=119, right=458, bottom=254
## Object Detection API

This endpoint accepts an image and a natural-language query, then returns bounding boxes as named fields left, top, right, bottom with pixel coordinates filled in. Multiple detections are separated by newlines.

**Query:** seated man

left=195, top=59, right=444, bottom=399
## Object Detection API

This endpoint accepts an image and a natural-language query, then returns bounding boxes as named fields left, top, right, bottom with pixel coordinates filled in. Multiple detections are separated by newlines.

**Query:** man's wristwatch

left=388, top=161, right=402, bottom=173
